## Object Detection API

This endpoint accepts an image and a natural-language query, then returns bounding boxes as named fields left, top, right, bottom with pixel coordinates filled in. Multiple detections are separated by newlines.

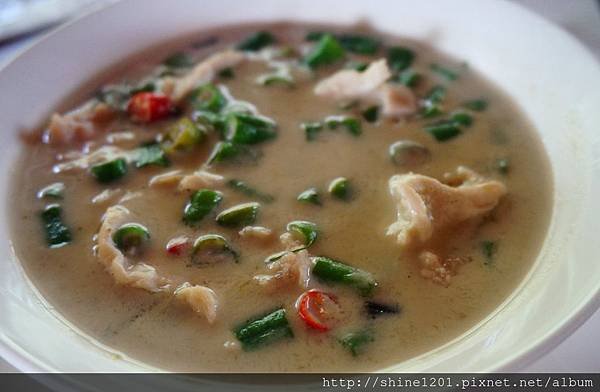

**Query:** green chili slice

left=163, top=118, right=206, bottom=152
left=226, top=113, right=277, bottom=145
left=286, top=220, right=318, bottom=249
left=297, top=188, right=321, bottom=205
left=183, top=189, right=223, bottom=226
left=112, top=223, right=150, bottom=252
left=216, top=202, right=260, bottom=227
left=90, top=158, right=128, bottom=183
left=339, top=329, right=374, bottom=356
left=301, top=122, right=323, bottom=141
left=189, top=84, right=227, bottom=113
left=328, top=177, right=351, bottom=200
left=362, top=106, right=379, bottom=123
left=191, top=234, right=238, bottom=265
left=325, top=115, right=361, bottom=137
left=424, top=120, right=462, bottom=142
left=40, top=204, right=72, bottom=248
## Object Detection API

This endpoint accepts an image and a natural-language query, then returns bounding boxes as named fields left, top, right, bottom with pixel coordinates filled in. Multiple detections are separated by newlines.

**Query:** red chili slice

left=127, top=92, right=173, bottom=123
left=296, top=289, right=339, bottom=332
left=166, top=236, right=190, bottom=256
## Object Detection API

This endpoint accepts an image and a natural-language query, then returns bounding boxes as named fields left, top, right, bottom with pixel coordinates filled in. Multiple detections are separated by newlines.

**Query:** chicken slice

left=148, top=170, right=184, bottom=187
left=386, top=168, right=507, bottom=248
left=43, top=102, right=116, bottom=145
left=314, top=59, right=416, bottom=118
left=314, top=59, right=391, bottom=101
left=254, top=250, right=312, bottom=291
left=174, top=282, right=219, bottom=324
left=178, top=169, right=225, bottom=192
left=97, top=205, right=168, bottom=292
left=239, top=226, right=274, bottom=241
left=164, top=50, right=246, bottom=103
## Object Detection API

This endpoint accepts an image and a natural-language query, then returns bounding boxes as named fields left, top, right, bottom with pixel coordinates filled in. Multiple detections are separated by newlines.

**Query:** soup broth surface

left=10, top=23, right=552, bottom=372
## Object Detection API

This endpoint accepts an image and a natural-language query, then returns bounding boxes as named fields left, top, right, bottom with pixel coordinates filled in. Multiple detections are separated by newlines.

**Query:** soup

left=10, top=23, right=552, bottom=372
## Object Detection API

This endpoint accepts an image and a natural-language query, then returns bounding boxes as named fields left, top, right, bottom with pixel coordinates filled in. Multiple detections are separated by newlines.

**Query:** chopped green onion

left=450, top=111, right=473, bottom=127
left=328, top=177, right=351, bottom=200
left=96, top=84, right=132, bottom=110
left=463, top=99, right=488, bottom=111
left=424, top=120, right=462, bottom=142
left=218, top=67, right=234, bottom=79
left=305, top=31, right=326, bottom=41
left=325, top=115, right=361, bottom=137
left=112, top=223, right=150, bottom=253
left=362, top=106, right=379, bottom=123
left=495, top=158, right=510, bottom=174
left=207, top=141, right=254, bottom=165
left=226, top=113, right=277, bottom=145
left=163, top=52, right=193, bottom=68
left=481, top=240, right=497, bottom=265
left=421, top=85, right=446, bottom=118
left=236, top=31, right=276, bottom=51
left=430, top=63, right=459, bottom=81
left=345, top=61, right=368, bottom=72
left=304, top=34, right=345, bottom=69
left=234, top=308, right=293, bottom=351
left=188, top=84, right=227, bottom=113
left=37, top=182, right=65, bottom=199
left=256, top=72, right=294, bottom=87
left=90, top=158, right=128, bottom=183
left=227, top=179, right=274, bottom=203
left=301, top=121, right=324, bottom=141
left=286, top=220, right=318, bottom=249
left=397, top=69, right=421, bottom=87
left=216, top=202, right=260, bottom=227
left=193, top=110, right=227, bottom=138
left=338, top=34, right=380, bottom=55
left=163, top=117, right=206, bottom=152
left=129, top=81, right=156, bottom=95
left=389, top=140, right=431, bottom=167
left=192, top=234, right=238, bottom=265
left=297, top=188, right=321, bottom=205
left=339, top=329, right=374, bottom=356
left=40, top=204, right=71, bottom=248
left=312, top=256, right=377, bottom=296
left=134, top=143, right=169, bottom=168
left=183, top=189, right=223, bottom=226
left=387, top=47, right=415, bottom=72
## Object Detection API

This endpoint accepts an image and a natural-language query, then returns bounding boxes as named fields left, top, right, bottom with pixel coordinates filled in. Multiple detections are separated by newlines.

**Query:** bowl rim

left=1, top=0, right=599, bottom=374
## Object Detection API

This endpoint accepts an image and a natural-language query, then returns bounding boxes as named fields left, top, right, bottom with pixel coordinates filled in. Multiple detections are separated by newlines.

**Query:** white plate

left=0, top=0, right=599, bottom=373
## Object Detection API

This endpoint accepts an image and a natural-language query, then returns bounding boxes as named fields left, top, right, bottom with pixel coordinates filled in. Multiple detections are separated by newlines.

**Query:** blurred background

left=0, top=0, right=598, bottom=372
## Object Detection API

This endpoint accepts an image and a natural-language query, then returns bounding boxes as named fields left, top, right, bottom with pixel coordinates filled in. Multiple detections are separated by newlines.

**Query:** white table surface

left=0, top=0, right=598, bottom=373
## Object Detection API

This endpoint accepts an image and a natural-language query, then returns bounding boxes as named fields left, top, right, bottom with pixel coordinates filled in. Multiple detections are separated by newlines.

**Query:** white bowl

left=1, top=0, right=599, bottom=373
